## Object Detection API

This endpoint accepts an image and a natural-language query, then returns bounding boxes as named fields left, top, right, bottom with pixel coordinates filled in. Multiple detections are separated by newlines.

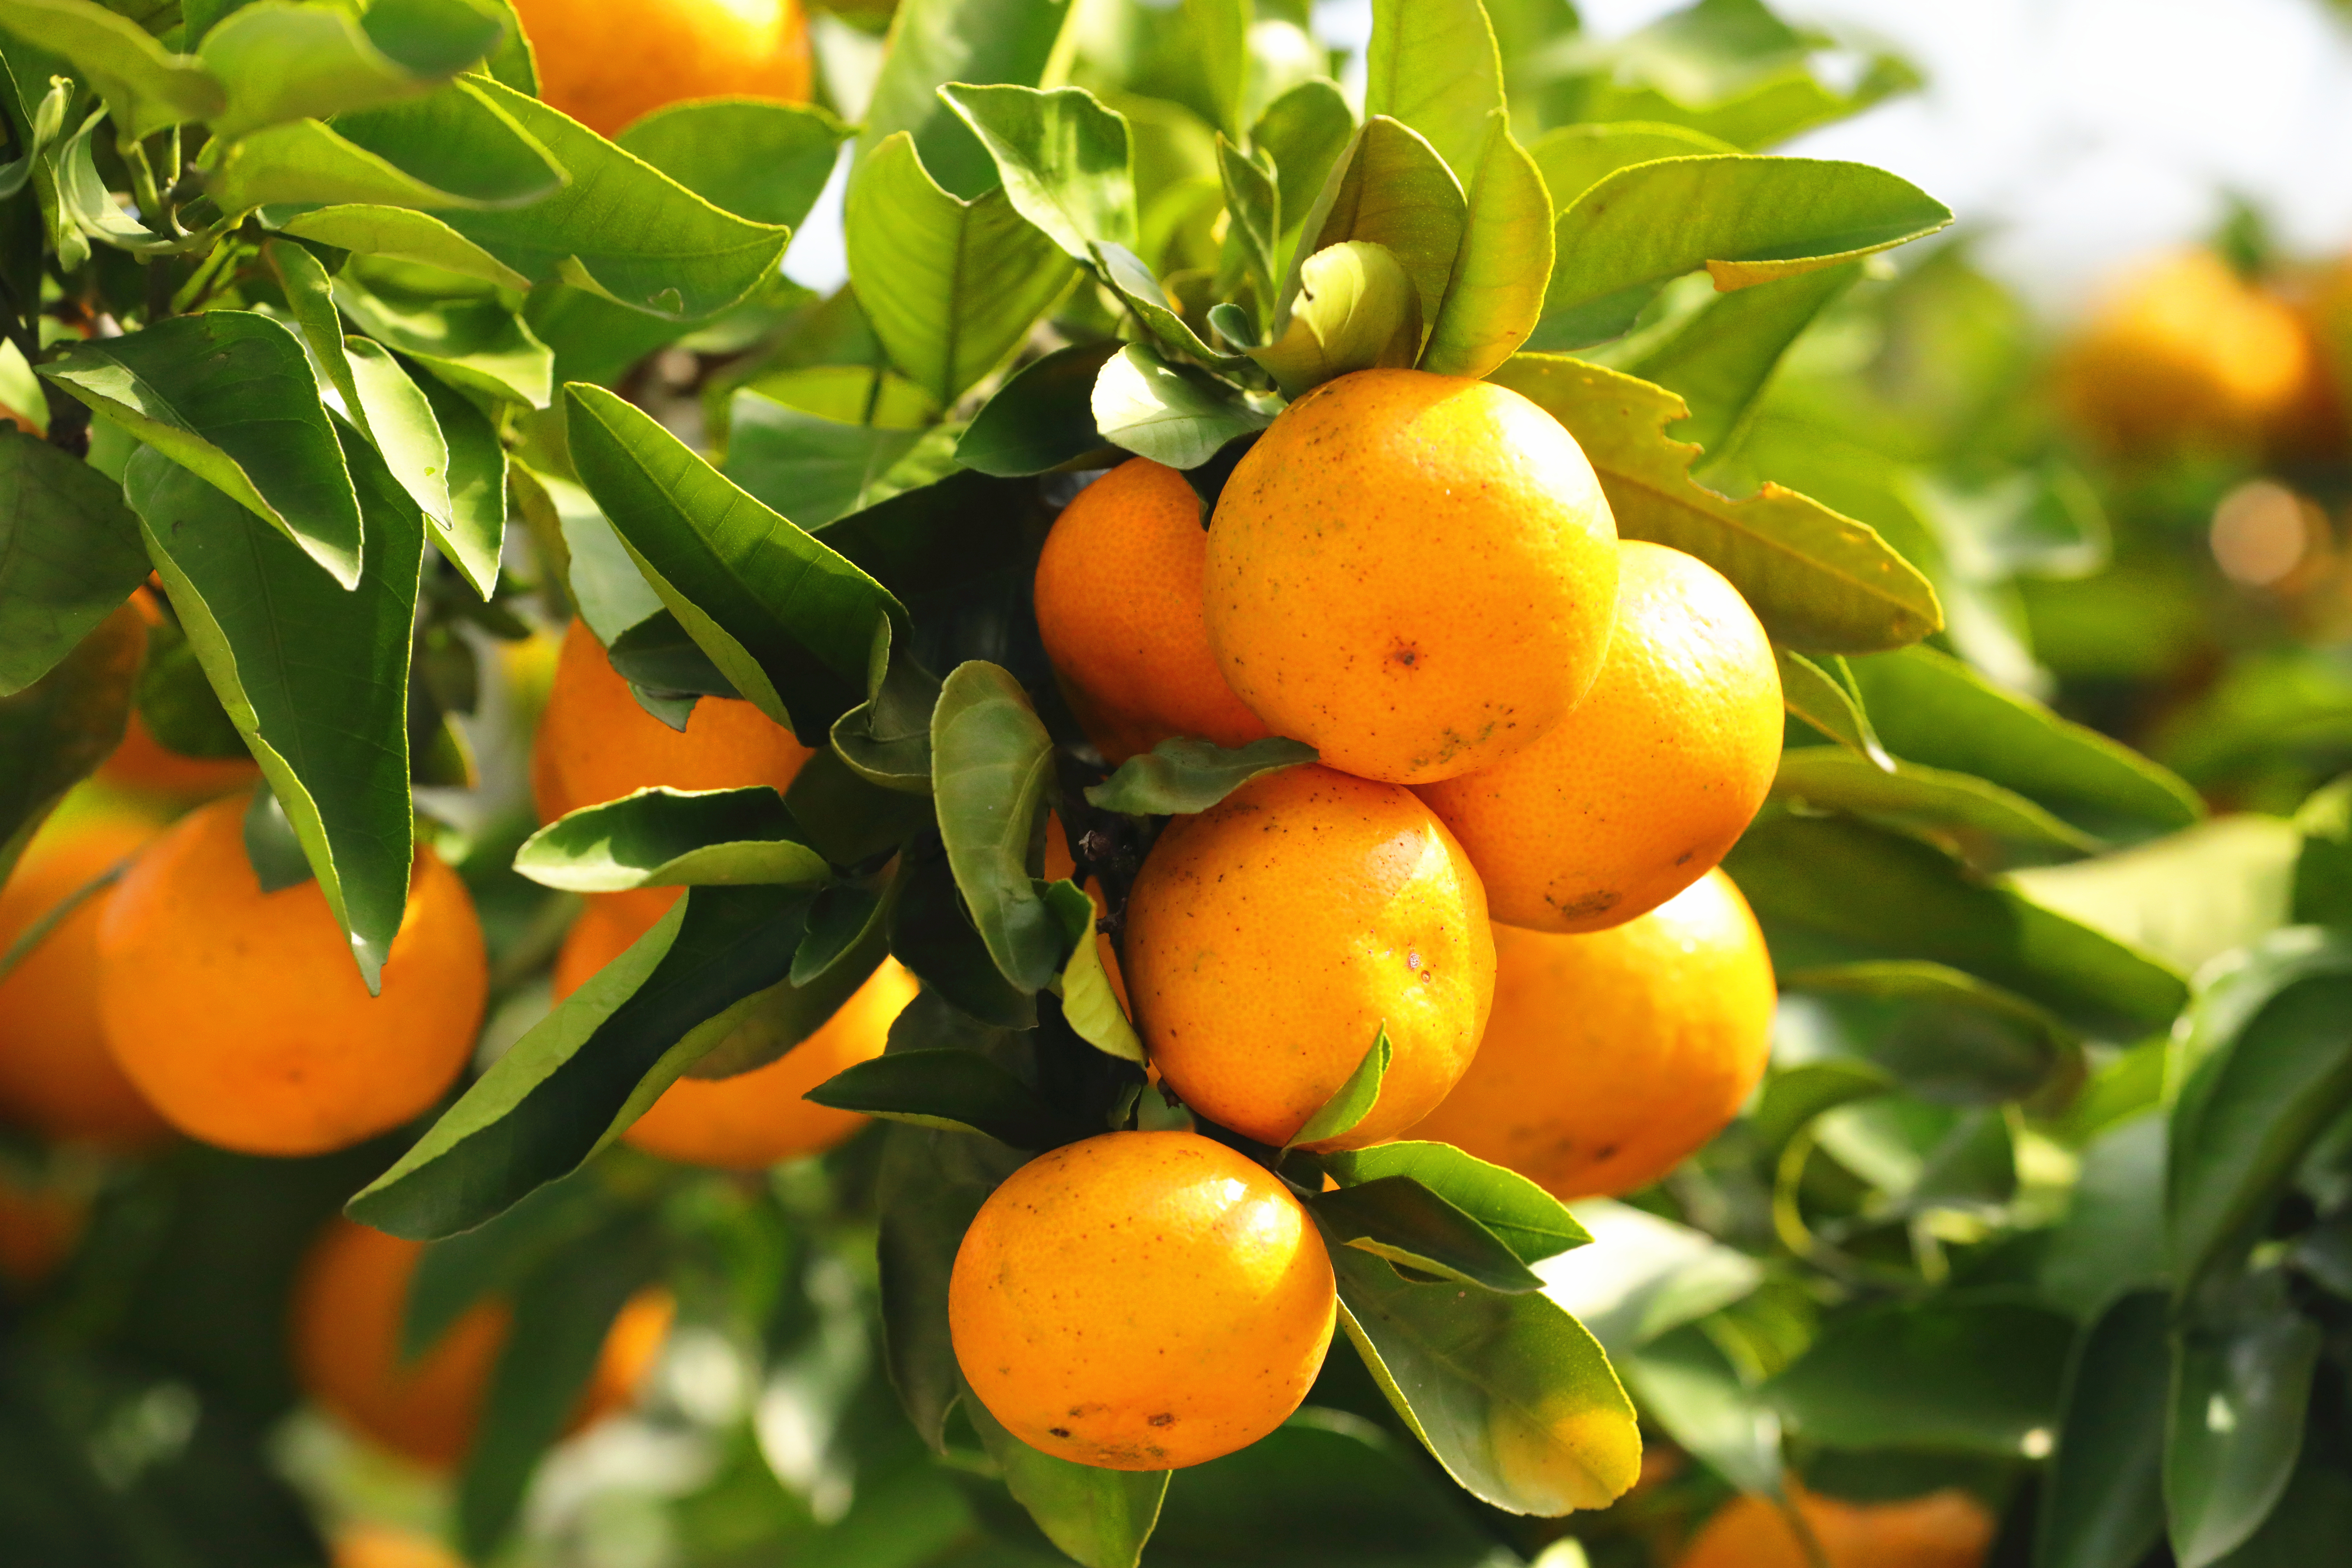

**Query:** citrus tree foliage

left=3, top=0, right=2351, bottom=1565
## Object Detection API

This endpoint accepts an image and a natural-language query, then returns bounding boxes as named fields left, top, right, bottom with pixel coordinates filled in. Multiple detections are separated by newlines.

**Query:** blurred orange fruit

left=511, top=0, right=814, bottom=137
left=332, top=1525, right=463, bottom=1568
left=0, top=1172, right=87, bottom=1289
left=92, top=589, right=259, bottom=802
left=1676, top=1485, right=1995, bottom=1568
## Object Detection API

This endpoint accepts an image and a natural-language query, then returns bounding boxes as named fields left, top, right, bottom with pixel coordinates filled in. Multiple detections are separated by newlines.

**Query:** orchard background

left=2, top=1, right=2351, bottom=1566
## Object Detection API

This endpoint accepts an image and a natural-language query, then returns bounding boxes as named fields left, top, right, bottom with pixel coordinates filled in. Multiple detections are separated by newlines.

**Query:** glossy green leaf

left=809, top=1048, right=1072, bottom=1147
left=404, top=1174, right=612, bottom=1362
left=1782, top=960, right=2075, bottom=1106
left=1293, top=1025, right=1390, bottom=1147
left=1041, top=878, right=1142, bottom=1064
left=1489, top=354, right=1941, bottom=653
left=941, top=83, right=1138, bottom=264
left=720, top=392, right=927, bottom=531
left=55, top=112, right=173, bottom=253
left=846, top=131, right=1077, bottom=407
left=1525, top=121, right=1737, bottom=214
left=0, top=0, right=223, bottom=137
left=1776, top=648, right=1890, bottom=767
left=1217, top=137, right=1280, bottom=316
left=2208, top=1443, right=2352, bottom=1566
left=613, top=97, right=846, bottom=229
left=686, top=882, right=896, bottom=1080
left=2042, top=1113, right=2167, bottom=1322
left=854, top=0, right=1077, bottom=201
left=1533, top=1199, right=1763, bottom=1360
left=411, top=369, right=503, bottom=595
left=962, top=1386, right=1170, bottom=1568
left=1085, top=735, right=1318, bottom=816
left=1330, top=1244, right=1642, bottom=1516
left=1095, top=240, right=1251, bottom=372
left=272, top=204, right=531, bottom=290
left=205, top=77, right=565, bottom=213
left=1289, top=115, right=1464, bottom=340
left=786, top=748, right=932, bottom=868
left=2009, top=817, right=2298, bottom=981
left=1766, top=1297, right=2072, bottom=1453
left=335, top=274, right=553, bottom=408
left=127, top=436, right=420, bottom=989
left=1315, top=1176, right=1543, bottom=1293
left=1621, top=1327, right=1782, bottom=1497
left=44, top=312, right=365, bottom=588
left=931, top=660, right=1060, bottom=993
left=1419, top=113, right=1551, bottom=381
left=1629, top=261, right=1857, bottom=453
left=563, top=382, right=902, bottom=742
left=1249, top=77, right=1352, bottom=250
left=1321, top=1141, right=1589, bottom=1266
left=1750, top=1058, right=1894, bottom=1156
left=831, top=649, right=942, bottom=795
left=1247, top=240, right=1420, bottom=398
left=957, top=341, right=1121, bottom=476
left=2167, top=1287, right=2321, bottom=1568
left=2034, top=1290, right=2170, bottom=1568
left=1092, top=343, right=1271, bottom=470
left=195, top=0, right=499, bottom=141
left=890, top=842, right=1036, bottom=1030
left=348, top=886, right=813, bottom=1239
left=0, top=429, right=149, bottom=697
left=877, top=1117, right=1030, bottom=1448
left=1362, top=0, right=1502, bottom=182
left=0, top=601, right=140, bottom=882
left=513, top=786, right=831, bottom=893
left=1539, top=156, right=1951, bottom=348
left=1772, top=748, right=2102, bottom=852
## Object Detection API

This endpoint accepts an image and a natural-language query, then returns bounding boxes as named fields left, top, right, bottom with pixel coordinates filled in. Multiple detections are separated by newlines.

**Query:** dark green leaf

left=1217, top=137, right=1279, bottom=318
left=681, top=873, right=895, bottom=1079
left=196, top=0, right=498, bottom=141
left=1418, top=112, right=1549, bottom=382
left=513, top=786, right=830, bottom=893
left=890, top=841, right=1037, bottom=1030
left=1776, top=647, right=1890, bottom=766
left=1621, top=1326, right=1781, bottom=1496
left=2210, top=1442, right=2352, bottom=1566
left=1771, top=748, right=2103, bottom=851
left=131, top=614, right=245, bottom=759
left=1629, top=261, right=1858, bottom=452
left=1091, top=343, right=1271, bottom=470
left=1085, top=735, right=1318, bottom=816
left=240, top=784, right=312, bottom=892
left=127, top=436, right=420, bottom=990
left=1766, top=1297, right=2072, bottom=1453
left=2036, top=1290, right=2168, bottom=1568
left=1287, top=115, right=1464, bottom=338
left=809, top=1048, right=1071, bottom=1148
left=1525, top=121, right=1737, bottom=213
left=786, top=744, right=934, bottom=866
left=614, top=97, right=846, bottom=229
left=404, top=1174, right=611, bottom=1361
left=957, top=341, right=1122, bottom=477
left=44, top=312, right=365, bottom=587
left=941, top=83, right=1138, bottom=264
left=720, top=391, right=928, bottom=530
left=2041, top=1113, right=2168, bottom=1322
left=1041, top=878, right=1141, bottom=1063
left=2292, top=775, right=2352, bottom=927
left=1315, top=1176, right=1542, bottom=1293
left=1783, top=960, right=2077, bottom=1105
left=0, top=599, right=140, bottom=882
left=792, top=878, right=884, bottom=988
left=1293, top=1025, right=1390, bottom=1148
left=2167, top=1286, right=2321, bottom=1568
left=963, top=1383, right=1170, bottom=1568
left=0, top=0, right=223, bottom=136
left=931, top=660, right=1060, bottom=992
left=853, top=0, right=1076, bottom=201
left=0, top=428, right=148, bottom=696
left=1321, top=1141, right=1588, bottom=1266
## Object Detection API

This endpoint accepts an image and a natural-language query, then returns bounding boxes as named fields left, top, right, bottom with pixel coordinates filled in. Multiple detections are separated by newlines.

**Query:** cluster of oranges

left=950, top=368, right=1785, bottom=1474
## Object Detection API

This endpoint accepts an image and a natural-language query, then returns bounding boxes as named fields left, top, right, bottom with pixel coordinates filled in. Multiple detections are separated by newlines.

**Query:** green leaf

left=1091, top=343, right=1270, bottom=470
left=931, top=660, right=1060, bottom=993
left=846, top=131, right=1077, bottom=407
left=2167, top=1286, right=2321, bottom=1568
left=241, top=784, right=313, bottom=892
left=1628, top=261, right=1858, bottom=453
left=1322, top=1141, right=1589, bottom=1266
left=1780, top=960, right=2076, bottom=1105
left=878, top=1114, right=1030, bottom=1447
left=831, top=649, right=941, bottom=796
left=334, top=273, right=552, bottom=408
left=807, top=1048, right=1072, bottom=1147
left=272, top=204, right=531, bottom=290
left=56, top=111, right=173, bottom=253
left=1092, top=241, right=1252, bottom=372
left=1293, top=1025, right=1390, bottom=1148
left=1315, top=1176, right=1544, bottom=1293
left=1724, top=810, right=2190, bottom=1033
left=1041, top=878, right=1142, bottom=1064
left=404, top=1174, right=611, bottom=1362
left=1765, top=1297, right=2073, bottom=1453
left=1847, top=645, right=2204, bottom=837
left=1361, top=0, right=1503, bottom=183
left=1538, top=156, right=1952, bottom=348
left=786, top=747, right=933, bottom=868
left=1534, top=1199, right=1763, bottom=1359
left=2042, top=1113, right=2168, bottom=1323
left=1771, top=748, right=2103, bottom=852
left=720, top=392, right=927, bottom=531
left=43, top=312, right=365, bottom=588
left=2207, top=1442, right=2352, bottom=1566
left=1419, top=112, right=1551, bottom=381
left=2008, top=818, right=2299, bottom=981
left=1751, top=1058, right=1893, bottom=1157
left=2036, top=1290, right=2168, bottom=1568
left=2293, top=776, right=2352, bottom=927
left=962, top=1385, right=1170, bottom=1568
left=1330, top=1244, right=1642, bottom=1516
left=854, top=0, right=1076, bottom=201
left=129, top=614, right=244, bottom=761
left=563, top=382, right=903, bottom=742
left=513, top=786, right=831, bottom=894
left=1217, top=136, right=1280, bottom=318
left=411, top=369, right=503, bottom=596
left=890, top=841, right=1035, bottom=1030
left=956, top=340, right=1121, bottom=476
left=127, top=435, right=420, bottom=989
left=204, top=77, right=565, bottom=213
left=1620, top=1327, right=1781, bottom=1497
left=1288, top=115, right=1464, bottom=341
left=0, top=600, right=140, bottom=882
left=1085, top=735, right=1318, bottom=816
left=1183, top=0, right=1248, bottom=141
left=0, top=0, right=222, bottom=137
left=0, top=428, right=149, bottom=697
left=348, top=885, right=812, bottom=1239
left=1776, top=648, right=1890, bottom=767
left=1249, top=77, right=1353, bottom=251
left=441, top=76, right=792, bottom=319
left=614, top=97, right=846, bottom=229
left=1489, top=354, right=1941, bottom=654
left=1525, top=121, right=1737, bottom=214
left=195, top=0, right=498, bottom=142
left=1246, top=240, right=1421, bottom=398
left=2167, top=928, right=2352, bottom=1296
left=940, top=83, right=1138, bottom=264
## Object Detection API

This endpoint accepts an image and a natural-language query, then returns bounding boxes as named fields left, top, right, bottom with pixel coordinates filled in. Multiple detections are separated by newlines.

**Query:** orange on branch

left=96, top=798, right=487, bottom=1157
left=552, top=890, right=918, bottom=1167
left=1412, top=870, right=1775, bottom=1199
left=0, top=807, right=173, bottom=1149
left=1035, top=458, right=1270, bottom=763
left=292, top=1221, right=671, bottom=1469
left=1204, top=369, right=1619, bottom=785
left=1124, top=766, right=1493, bottom=1150
left=511, top=0, right=814, bottom=137
left=949, top=1131, right=1334, bottom=1470
left=1418, top=541, right=1780, bottom=934
left=1676, top=1485, right=1995, bottom=1568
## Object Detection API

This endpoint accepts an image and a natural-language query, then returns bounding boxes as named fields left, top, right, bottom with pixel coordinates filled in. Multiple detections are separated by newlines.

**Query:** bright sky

left=786, top=0, right=2352, bottom=320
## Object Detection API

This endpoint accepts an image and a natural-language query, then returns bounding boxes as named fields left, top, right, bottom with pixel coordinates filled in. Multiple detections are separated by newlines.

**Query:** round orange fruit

left=1204, top=369, right=1619, bottom=785
left=1412, top=869, right=1775, bottom=1199
left=511, top=0, right=814, bottom=138
left=1417, top=540, right=1780, bottom=934
left=1676, top=1485, right=1995, bottom=1568
left=1123, top=765, right=1493, bottom=1150
left=1035, top=457, right=1272, bottom=764
left=96, top=798, right=487, bottom=1157
left=950, top=1130, right=1335, bottom=1469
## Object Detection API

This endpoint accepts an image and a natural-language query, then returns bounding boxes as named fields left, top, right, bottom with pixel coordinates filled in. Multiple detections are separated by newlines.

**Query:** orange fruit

left=2056, top=249, right=2323, bottom=460
left=1411, top=870, right=1775, bottom=1199
left=292, top=1220, right=672, bottom=1469
left=532, top=618, right=813, bottom=824
left=1417, top=541, right=1780, bottom=934
left=511, top=0, right=814, bottom=138
left=0, top=807, right=174, bottom=1149
left=1676, top=1485, right=1995, bottom=1568
left=949, top=1130, right=1334, bottom=1469
left=0, top=1172, right=86, bottom=1289
left=1204, top=369, right=1619, bottom=785
left=1123, top=765, right=1493, bottom=1150
left=95, top=798, right=488, bottom=1157
left=552, top=889, right=918, bottom=1167
left=333, top=1526, right=464, bottom=1568
left=1043, top=814, right=1127, bottom=1012
left=93, top=588, right=259, bottom=802
left=1034, top=458, right=1272, bottom=764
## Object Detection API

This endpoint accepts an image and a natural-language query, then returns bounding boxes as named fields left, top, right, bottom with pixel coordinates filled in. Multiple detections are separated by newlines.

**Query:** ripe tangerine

left=510, top=0, right=814, bottom=138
